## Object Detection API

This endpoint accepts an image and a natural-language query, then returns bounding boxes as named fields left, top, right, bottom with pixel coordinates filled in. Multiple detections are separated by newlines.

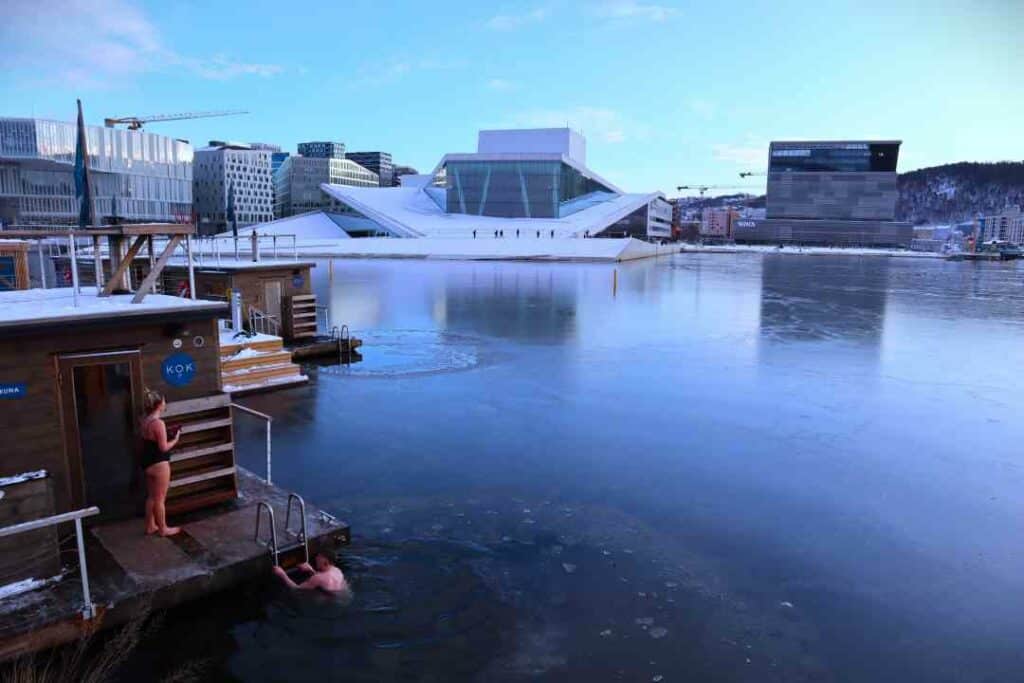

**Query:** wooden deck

left=0, top=469, right=349, bottom=662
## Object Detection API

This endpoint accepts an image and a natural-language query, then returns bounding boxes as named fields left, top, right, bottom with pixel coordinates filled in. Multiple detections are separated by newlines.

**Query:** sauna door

left=58, top=351, right=144, bottom=521
left=263, top=280, right=282, bottom=321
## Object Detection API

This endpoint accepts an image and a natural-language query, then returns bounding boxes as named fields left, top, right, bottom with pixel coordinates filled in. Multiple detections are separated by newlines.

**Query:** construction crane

left=739, top=171, right=766, bottom=179
left=676, top=184, right=757, bottom=197
left=104, top=110, right=248, bottom=131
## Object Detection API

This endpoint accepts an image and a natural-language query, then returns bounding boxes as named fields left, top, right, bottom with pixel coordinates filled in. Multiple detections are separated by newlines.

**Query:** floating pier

left=0, top=469, right=349, bottom=662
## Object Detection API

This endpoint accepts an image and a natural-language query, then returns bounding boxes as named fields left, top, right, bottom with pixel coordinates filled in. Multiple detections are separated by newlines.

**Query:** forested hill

left=896, top=161, right=1024, bottom=225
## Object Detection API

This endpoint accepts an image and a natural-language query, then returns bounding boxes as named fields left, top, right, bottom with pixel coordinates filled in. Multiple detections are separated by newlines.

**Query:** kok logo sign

left=161, top=353, right=197, bottom=387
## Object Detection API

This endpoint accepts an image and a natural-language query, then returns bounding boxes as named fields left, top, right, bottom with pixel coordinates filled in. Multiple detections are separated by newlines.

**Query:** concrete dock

left=0, top=469, right=349, bottom=662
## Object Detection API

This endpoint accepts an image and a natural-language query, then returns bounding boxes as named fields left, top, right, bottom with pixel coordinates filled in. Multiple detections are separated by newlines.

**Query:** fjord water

left=134, top=254, right=1024, bottom=681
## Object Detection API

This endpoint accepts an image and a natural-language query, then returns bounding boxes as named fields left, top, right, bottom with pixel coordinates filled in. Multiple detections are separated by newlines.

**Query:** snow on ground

left=222, top=373, right=308, bottom=394
left=679, top=243, right=943, bottom=259
left=218, top=330, right=283, bottom=347
left=0, top=289, right=227, bottom=327
left=0, top=470, right=48, bottom=487
left=0, top=574, right=63, bottom=601
left=195, top=237, right=674, bottom=263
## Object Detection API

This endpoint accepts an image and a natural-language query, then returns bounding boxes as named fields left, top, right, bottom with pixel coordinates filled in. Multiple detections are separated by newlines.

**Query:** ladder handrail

left=254, top=501, right=279, bottom=566
left=0, top=505, right=100, bottom=619
left=284, top=493, right=309, bottom=565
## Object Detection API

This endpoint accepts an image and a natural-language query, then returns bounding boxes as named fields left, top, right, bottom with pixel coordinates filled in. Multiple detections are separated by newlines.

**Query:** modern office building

left=701, top=208, right=738, bottom=239
left=345, top=151, right=393, bottom=188
left=733, top=140, right=913, bottom=247
left=0, top=117, right=192, bottom=227
left=976, top=207, right=1024, bottom=245
left=297, top=141, right=345, bottom=159
left=274, top=154, right=380, bottom=217
left=317, top=128, right=672, bottom=240
left=192, top=142, right=273, bottom=235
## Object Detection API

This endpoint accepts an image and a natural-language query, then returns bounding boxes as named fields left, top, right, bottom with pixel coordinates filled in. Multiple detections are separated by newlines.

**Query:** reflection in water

left=126, top=254, right=1024, bottom=683
left=759, top=255, right=889, bottom=344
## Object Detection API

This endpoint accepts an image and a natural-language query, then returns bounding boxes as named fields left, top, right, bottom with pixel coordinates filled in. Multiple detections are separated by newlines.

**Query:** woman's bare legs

left=144, top=468, right=159, bottom=534
left=148, top=462, right=180, bottom=537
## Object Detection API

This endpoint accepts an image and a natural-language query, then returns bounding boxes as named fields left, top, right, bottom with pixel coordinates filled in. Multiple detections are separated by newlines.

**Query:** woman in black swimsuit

left=140, top=389, right=181, bottom=536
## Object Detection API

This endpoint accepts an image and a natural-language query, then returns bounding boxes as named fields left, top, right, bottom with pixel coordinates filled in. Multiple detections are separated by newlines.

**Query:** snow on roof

left=0, top=289, right=226, bottom=329
left=0, top=470, right=47, bottom=488
left=226, top=211, right=352, bottom=239
left=319, top=184, right=662, bottom=239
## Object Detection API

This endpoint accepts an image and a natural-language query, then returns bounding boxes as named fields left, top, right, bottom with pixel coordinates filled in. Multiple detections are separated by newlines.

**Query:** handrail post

left=74, top=516, right=96, bottom=619
left=266, top=419, right=272, bottom=485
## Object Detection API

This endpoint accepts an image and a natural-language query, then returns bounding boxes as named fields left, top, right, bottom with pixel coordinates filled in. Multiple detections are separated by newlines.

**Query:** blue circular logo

left=292, top=274, right=304, bottom=288
left=161, top=352, right=197, bottom=387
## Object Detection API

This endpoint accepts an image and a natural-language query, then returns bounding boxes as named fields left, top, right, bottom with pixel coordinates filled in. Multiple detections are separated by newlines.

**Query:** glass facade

left=0, top=117, right=193, bottom=226
left=769, top=142, right=899, bottom=173
left=437, top=160, right=614, bottom=219
left=275, top=156, right=379, bottom=217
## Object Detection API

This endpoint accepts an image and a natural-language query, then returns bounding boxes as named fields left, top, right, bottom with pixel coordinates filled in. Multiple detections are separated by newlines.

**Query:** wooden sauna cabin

left=161, top=261, right=320, bottom=342
left=0, top=287, right=239, bottom=526
left=0, top=240, right=30, bottom=291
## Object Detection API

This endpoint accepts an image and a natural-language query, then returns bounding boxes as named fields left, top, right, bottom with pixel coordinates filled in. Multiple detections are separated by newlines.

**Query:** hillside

left=686, top=161, right=1024, bottom=226
left=896, top=161, right=1024, bottom=225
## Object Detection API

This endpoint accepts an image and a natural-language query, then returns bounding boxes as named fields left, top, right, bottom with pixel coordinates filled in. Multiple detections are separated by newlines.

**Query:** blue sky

left=1, top=0, right=1021, bottom=196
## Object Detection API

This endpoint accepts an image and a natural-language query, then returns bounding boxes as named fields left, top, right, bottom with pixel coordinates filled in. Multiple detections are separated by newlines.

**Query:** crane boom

left=104, top=110, right=249, bottom=130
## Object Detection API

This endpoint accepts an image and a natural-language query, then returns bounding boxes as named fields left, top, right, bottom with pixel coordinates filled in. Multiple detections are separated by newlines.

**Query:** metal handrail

left=231, top=402, right=272, bottom=485
left=284, top=493, right=309, bottom=565
left=248, top=306, right=280, bottom=337
left=0, top=506, right=100, bottom=619
left=254, top=501, right=279, bottom=566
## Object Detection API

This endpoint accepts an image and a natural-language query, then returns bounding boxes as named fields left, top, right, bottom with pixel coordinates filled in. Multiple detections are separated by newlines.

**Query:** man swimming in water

left=272, top=550, right=348, bottom=593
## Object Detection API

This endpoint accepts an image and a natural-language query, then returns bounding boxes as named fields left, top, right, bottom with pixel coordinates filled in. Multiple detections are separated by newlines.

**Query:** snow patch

left=0, top=469, right=48, bottom=488
left=0, top=574, right=63, bottom=601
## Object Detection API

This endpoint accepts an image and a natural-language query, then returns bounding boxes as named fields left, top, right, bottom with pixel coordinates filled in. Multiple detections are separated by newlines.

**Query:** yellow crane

left=104, top=110, right=248, bottom=131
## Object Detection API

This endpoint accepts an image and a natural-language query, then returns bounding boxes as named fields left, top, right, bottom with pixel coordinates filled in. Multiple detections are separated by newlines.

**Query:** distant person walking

left=473, top=229, right=477, bottom=239
left=139, top=389, right=181, bottom=537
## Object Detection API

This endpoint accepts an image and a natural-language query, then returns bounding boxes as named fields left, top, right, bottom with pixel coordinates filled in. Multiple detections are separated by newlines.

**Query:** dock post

left=37, top=239, right=46, bottom=288
left=266, top=420, right=272, bottom=485
left=74, top=517, right=95, bottom=619
left=68, top=233, right=80, bottom=307
left=186, top=235, right=197, bottom=300
left=92, top=234, right=104, bottom=295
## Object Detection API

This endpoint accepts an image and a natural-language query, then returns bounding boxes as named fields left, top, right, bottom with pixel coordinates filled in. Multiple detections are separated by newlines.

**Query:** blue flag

left=73, top=99, right=96, bottom=228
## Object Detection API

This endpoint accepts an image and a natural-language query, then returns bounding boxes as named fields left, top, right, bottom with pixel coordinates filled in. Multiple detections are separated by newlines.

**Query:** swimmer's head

left=314, top=549, right=336, bottom=571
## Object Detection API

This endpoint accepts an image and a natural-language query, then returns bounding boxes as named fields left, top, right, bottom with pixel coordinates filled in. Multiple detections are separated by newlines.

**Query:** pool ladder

left=254, top=493, right=309, bottom=567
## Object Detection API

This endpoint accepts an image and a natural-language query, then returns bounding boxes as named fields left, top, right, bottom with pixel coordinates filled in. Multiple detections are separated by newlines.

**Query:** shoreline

left=678, top=243, right=944, bottom=259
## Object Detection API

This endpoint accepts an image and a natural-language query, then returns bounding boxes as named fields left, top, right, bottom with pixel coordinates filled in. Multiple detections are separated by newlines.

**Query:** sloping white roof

left=0, top=289, right=226, bottom=329
left=319, top=184, right=661, bottom=239
left=228, top=211, right=352, bottom=239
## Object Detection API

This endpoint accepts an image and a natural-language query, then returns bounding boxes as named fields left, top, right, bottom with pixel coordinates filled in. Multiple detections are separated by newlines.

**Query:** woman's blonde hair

left=143, top=389, right=165, bottom=415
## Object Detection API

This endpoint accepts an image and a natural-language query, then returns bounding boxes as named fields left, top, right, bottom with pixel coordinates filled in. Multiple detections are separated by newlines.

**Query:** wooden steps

left=283, top=294, right=318, bottom=340
left=219, top=332, right=307, bottom=394
left=163, top=394, right=237, bottom=516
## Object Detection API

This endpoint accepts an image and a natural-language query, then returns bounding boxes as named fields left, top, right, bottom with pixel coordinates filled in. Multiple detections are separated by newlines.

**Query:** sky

left=1, top=0, right=1021, bottom=196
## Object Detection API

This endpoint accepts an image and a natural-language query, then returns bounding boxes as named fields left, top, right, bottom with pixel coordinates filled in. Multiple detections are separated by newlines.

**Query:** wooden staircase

left=282, top=294, right=318, bottom=340
left=220, top=332, right=307, bottom=394
left=163, top=395, right=238, bottom=516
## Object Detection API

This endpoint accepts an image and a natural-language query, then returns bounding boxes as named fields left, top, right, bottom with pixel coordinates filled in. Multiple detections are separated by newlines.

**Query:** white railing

left=248, top=306, right=280, bottom=337
left=0, top=506, right=100, bottom=619
left=315, top=304, right=331, bottom=335
left=188, top=234, right=299, bottom=265
left=231, top=403, right=273, bottom=484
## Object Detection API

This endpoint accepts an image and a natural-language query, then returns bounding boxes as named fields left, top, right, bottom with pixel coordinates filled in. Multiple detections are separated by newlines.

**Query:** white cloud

left=502, top=107, right=642, bottom=144
left=1, top=0, right=283, bottom=87
left=351, top=56, right=462, bottom=87
left=485, top=7, right=549, bottom=30
left=594, top=2, right=678, bottom=22
left=688, top=98, right=717, bottom=121
left=712, top=142, right=767, bottom=167
left=485, top=78, right=519, bottom=92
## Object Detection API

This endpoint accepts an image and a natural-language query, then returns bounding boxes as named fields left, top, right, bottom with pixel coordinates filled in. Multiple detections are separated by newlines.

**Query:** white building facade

left=318, top=128, right=672, bottom=240
left=193, top=143, right=273, bottom=235
left=274, top=156, right=379, bottom=218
